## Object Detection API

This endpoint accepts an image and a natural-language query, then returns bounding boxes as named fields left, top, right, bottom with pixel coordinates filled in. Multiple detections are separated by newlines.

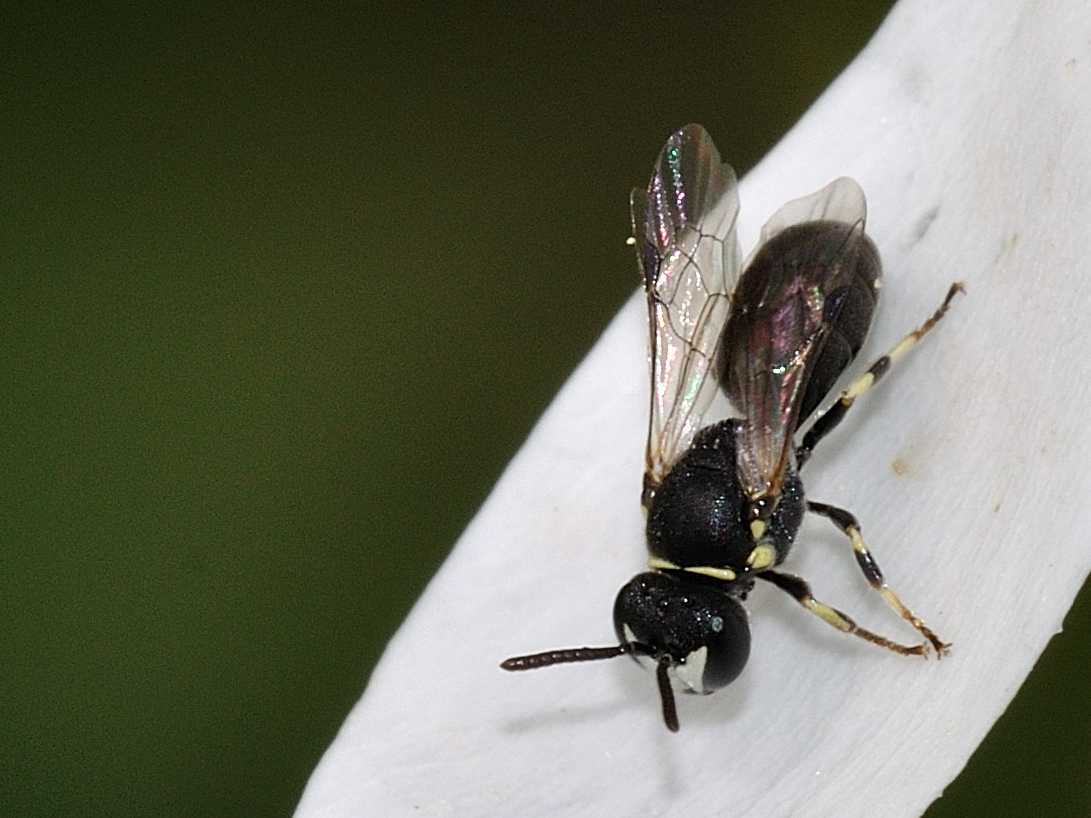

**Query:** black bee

left=502, top=124, right=962, bottom=731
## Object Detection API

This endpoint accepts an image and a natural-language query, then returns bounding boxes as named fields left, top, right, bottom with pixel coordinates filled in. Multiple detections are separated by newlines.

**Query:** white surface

left=297, top=2, right=1091, bottom=816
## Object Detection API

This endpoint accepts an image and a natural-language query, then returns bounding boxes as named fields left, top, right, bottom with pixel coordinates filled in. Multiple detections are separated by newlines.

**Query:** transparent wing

left=759, top=177, right=866, bottom=246
left=631, top=124, right=742, bottom=492
left=722, top=178, right=875, bottom=500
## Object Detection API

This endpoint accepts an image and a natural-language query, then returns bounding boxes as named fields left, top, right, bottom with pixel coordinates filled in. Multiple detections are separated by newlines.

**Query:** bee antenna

left=499, top=643, right=641, bottom=671
left=501, top=643, right=680, bottom=732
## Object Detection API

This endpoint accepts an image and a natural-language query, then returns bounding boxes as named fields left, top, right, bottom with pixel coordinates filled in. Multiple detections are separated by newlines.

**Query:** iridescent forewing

left=631, top=124, right=742, bottom=493
left=722, top=177, right=872, bottom=500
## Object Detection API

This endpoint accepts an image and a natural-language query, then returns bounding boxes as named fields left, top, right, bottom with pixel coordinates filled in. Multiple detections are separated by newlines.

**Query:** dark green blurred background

left=3, top=4, right=1087, bottom=816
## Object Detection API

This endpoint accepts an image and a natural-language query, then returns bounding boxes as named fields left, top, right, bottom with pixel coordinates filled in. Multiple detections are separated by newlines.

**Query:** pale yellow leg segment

left=877, top=586, right=951, bottom=656
left=802, top=597, right=927, bottom=657
left=850, top=524, right=950, bottom=657
left=809, top=501, right=951, bottom=658
left=760, top=570, right=928, bottom=657
left=842, top=281, right=965, bottom=405
left=796, top=282, right=964, bottom=469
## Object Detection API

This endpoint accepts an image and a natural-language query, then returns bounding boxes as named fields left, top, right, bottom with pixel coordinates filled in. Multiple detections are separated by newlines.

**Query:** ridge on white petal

left=297, top=2, right=1091, bottom=816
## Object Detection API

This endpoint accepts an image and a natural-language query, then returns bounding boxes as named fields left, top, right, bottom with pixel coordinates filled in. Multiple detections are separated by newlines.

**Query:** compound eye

left=698, top=604, right=750, bottom=690
left=671, top=601, right=750, bottom=693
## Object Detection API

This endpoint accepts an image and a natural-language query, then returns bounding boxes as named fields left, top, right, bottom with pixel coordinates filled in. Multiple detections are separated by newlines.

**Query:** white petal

left=298, top=2, right=1091, bottom=816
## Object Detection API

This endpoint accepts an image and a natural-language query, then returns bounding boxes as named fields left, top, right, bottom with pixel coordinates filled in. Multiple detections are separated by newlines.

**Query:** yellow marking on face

left=648, top=556, right=680, bottom=572
left=848, top=527, right=867, bottom=554
left=685, top=565, right=737, bottom=582
left=750, top=520, right=766, bottom=540
left=844, top=372, right=875, bottom=400
left=747, top=544, right=777, bottom=571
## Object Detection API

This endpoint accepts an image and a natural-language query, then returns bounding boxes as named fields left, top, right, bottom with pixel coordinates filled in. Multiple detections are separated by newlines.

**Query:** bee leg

left=795, top=282, right=964, bottom=470
left=807, top=500, right=950, bottom=657
left=758, top=569, right=928, bottom=657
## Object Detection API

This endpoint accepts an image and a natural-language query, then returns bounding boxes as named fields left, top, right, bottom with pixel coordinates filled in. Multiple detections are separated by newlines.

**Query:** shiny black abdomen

left=646, top=420, right=805, bottom=570
left=795, top=224, right=880, bottom=423
left=722, top=222, right=881, bottom=425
